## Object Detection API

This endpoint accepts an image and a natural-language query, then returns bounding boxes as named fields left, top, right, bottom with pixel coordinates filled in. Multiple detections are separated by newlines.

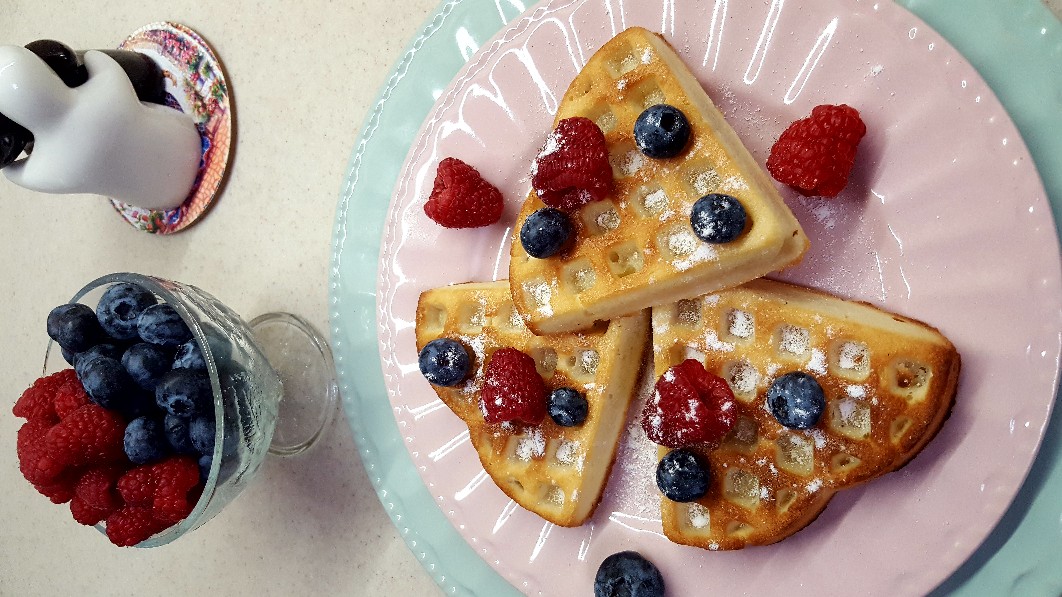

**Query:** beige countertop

left=2, top=1, right=1061, bottom=596
left=0, top=1, right=441, bottom=595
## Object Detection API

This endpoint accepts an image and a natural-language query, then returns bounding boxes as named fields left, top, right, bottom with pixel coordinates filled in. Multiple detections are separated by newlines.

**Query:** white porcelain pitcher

left=0, top=45, right=201, bottom=210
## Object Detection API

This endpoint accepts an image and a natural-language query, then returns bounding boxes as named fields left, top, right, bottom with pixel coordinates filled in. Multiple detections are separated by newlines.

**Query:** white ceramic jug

left=0, top=45, right=201, bottom=210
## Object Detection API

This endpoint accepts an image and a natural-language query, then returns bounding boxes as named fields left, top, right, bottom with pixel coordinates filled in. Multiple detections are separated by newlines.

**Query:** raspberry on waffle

left=415, top=281, right=648, bottom=527
left=650, top=279, right=960, bottom=549
left=509, top=27, right=808, bottom=335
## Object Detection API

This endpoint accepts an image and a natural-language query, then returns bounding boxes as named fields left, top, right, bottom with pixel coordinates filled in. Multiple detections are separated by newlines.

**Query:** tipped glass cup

left=42, top=273, right=338, bottom=547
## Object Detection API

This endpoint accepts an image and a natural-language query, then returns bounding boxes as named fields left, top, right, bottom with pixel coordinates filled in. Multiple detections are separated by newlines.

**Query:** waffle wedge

left=651, top=279, right=960, bottom=549
left=415, top=281, right=649, bottom=526
left=510, top=27, right=808, bottom=335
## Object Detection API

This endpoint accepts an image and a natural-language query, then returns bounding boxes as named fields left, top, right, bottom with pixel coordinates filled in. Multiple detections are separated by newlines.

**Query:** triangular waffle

left=415, top=281, right=649, bottom=526
left=509, top=27, right=808, bottom=335
left=651, top=279, right=960, bottom=549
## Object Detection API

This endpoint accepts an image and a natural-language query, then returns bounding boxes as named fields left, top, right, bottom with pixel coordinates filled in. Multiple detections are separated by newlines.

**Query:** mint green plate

left=329, top=1, right=1062, bottom=594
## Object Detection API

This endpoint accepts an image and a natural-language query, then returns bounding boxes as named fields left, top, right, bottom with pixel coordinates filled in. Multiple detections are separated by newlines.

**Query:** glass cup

left=42, top=272, right=337, bottom=547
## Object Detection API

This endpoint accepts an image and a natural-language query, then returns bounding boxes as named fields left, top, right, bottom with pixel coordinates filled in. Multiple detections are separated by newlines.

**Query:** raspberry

left=479, top=348, right=547, bottom=425
left=117, top=465, right=156, bottom=507
left=53, top=373, right=91, bottom=419
left=106, top=506, right=164, bottom=547
left=531, top=117, right=613, bottom=211
left=766, top=104, right=866, bottom=198
left=32, top=469, right=79, bottom=504
left=423, top=157, right=504, bottom=228
left=37, top=404, right=126, bottom=480
left=70, top=495, right=111, bottom=526
left=151, top=457, right=201, bottom=523
left=118, top=457, right=202, bottom=524
left=12, top=369, right=74, bottom=423
left=16, top=418, right=52, bottom=485
left=75, top=465, right=125, bottom=511
left=641, top=359, right=737, bottom=449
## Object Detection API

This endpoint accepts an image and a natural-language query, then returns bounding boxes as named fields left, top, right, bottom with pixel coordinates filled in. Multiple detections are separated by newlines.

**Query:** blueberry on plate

left=547, top=387, right=589, bottom=427
left=77, top=355, right=137, bottom=410
left=155, top=368, right=212, bottom=418
left=122, top=342, right=173, bottom=391
left=418, top=338, right=471, bottom=387
left=47, top=303, right=104, bottom=353
left=690, top=193, right=747, bottom=244
left=189, top=415, right=217, bottom=455
left=137, top=303, right=193, bottom=347
left=634, top=104, right=691, bottom=159
left=163, top=413, right=197, bottom=455
left=96, top=283, right=158, bottom=340
left=656, top=448, right=710, bottom=502
left=767, top=371, right=826, bottom=429
left=520, top=207, right=573, bottom=259
left=594, top=551, right=665, bottom=597
left=173, top=338, right=207, bottom=370
left=123, top=416, right=170, bottom=465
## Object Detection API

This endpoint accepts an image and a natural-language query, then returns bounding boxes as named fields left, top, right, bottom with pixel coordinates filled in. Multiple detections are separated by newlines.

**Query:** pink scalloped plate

left=375, top=0, right=1062, bottom=595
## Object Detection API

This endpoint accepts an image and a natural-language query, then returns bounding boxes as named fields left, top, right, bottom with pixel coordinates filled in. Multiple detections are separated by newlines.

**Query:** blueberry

left=173, top=339, right=207, bottom=370
left=656, top=448, right=710, bottom=502
left=547, top=387, right=588, bottom=427
left=634, top=104, right=691, bottom=159
left=520, top=207, right=572, bottom=259
left=197, top=453, right=213, bottom=483
left=155, top=368, right=212, bottom=418
left=77, top=355, right=137, bottom=410
left=74, top=343, right=125, bottom=375
left=690, top=193, right=747, bottom=244
left=137, top=303, right=192, bottom=347
left=163, top=413, right=196, bottom=455
left=767, top=371, right=826, bottom=429
left=123, top=416, right=170, bottom=465
left=189, top=416, right=217, bottom=454
left=60, top=346, right=76, bottom=366
left=121, top=343, right=173, bottom=391
left=594, top=551, right=665, bottom=597
left=96, top=283, right=158, bottom=341
left=418, top=338, right=471, bottom=387
left=47, top=303, right=104, bottom=352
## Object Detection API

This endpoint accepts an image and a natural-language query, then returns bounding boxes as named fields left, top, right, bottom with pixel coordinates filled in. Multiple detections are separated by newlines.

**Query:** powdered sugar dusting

left=846, top=385, right=867, bottom=399
left=619, top=150, right=644, bottom=176
left=727, top=309, right=754, bottom=339
left=673, top=243, right=718, bottom=271
left=778, top=325, right=810, bottom=355
left=687, top=503, right=710, bottom=529
left=704, top=329, right=734, bottom=352
left=515, top=428, right=546, bottom=461
left=555, top=440, right=584, bottom=471
left=808, top=348, right=827, bottom=374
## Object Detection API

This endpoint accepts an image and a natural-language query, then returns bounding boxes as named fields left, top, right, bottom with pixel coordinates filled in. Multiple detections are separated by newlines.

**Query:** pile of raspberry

left=14, top=369, right=203, bottom=546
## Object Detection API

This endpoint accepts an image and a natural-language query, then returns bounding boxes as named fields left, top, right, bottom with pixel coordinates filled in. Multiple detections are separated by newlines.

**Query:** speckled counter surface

left=2, top=2, right=1061, bottom=596
left=0, top=2, right=441, bottom=595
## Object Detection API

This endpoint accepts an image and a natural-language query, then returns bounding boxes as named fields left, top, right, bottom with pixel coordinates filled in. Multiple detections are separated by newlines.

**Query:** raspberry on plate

left=423, top=157, right=504, bottom=229
left=641, top=359, right=737, bottom=449
left=531, top=117, right=613, bottom=211
left=766, top=103, right=866, bottom=197
left=479, top=347, right=547, bottom=425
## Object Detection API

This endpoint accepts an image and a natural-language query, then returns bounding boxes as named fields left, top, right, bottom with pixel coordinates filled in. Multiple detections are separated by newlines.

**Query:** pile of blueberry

left=47, top=283, right=218, bottom=479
